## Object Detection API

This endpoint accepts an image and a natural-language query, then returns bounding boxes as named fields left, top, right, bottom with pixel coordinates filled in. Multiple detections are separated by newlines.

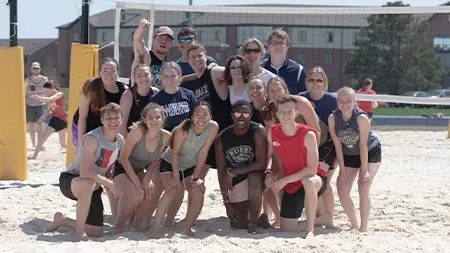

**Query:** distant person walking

left=356, top=78, right=378, bottom=122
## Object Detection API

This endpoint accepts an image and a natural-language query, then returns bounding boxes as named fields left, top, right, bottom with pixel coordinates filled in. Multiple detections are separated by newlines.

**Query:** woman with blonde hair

left=112, top=103, right=171, bottom=233
left=299, top=66, right=337, bottom=227
left=240, top=38, right=276, bottom=85
left=329, top=86, right=382, bottom=232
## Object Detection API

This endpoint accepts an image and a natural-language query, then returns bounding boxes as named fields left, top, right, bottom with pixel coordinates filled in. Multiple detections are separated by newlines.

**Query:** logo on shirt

left=337, top=128, right=359, bottom=149
left=95, top=148, right=119, bottom=168
left=272, top=141, right=281, bottom=147
left=225, top=145, right=254, bottom=168
left=163, top=102, right=190, bottom=117
left=151, top=65, right=162, bottom=90
left=195, top=83, right=210, bottom=101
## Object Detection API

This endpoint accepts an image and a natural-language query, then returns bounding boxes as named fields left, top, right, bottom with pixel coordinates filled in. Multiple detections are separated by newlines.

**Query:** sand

left=1, top=130, right=450, bottom=252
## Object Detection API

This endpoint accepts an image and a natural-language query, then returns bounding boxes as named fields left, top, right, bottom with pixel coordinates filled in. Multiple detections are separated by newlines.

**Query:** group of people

left=34, top=19, right=382, bottom=241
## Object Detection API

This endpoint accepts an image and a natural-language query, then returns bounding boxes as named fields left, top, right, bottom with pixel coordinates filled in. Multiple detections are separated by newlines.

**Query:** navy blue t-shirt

left=152, top=87, right=198, bottom=131
left=177, top=56, right=216, bottom=76
left=299, top=91, right=337, bottom=126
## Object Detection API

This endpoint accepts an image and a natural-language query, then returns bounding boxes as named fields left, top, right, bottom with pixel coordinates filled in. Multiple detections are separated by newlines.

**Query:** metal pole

left=187, top=0, right=193, bottom=27
left=8, top=0, right=18, bottom=47
left=81, top=0, right=90, bottom=44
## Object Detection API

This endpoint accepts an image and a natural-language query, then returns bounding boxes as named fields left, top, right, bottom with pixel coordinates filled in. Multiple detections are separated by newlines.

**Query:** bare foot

left=182, top=228, right=195, bottom=237
left=148, top=226, right=162, bottom=239
left=75, top=231, right=88, bottom=241
left=112, top=227, right=123, bottom=235
left=359, top=226, right=368, bottom=232
left=257, top=213, right=273, bottom=228
left=46, top=212, right=64, bottom=232
left=316, top=212, right=335, bottom=228
left=247, top=223, right=258, bottom=235
left=27, top=155, right=36, bottom=160
left=304, top=231, right=315, bottom=239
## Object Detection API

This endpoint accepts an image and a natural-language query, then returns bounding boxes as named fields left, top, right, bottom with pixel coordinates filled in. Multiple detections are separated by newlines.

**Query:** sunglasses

left=308, top=78, right=324, bottom=83
left=270, top=41, right=286, bottom=46
left=229, top=66, right=242, bottom=70
left=233, top=112, right=251, bottom=118
left=178, top=37, right=194, bottom=44
left=244, top=48, right=261, bottom=54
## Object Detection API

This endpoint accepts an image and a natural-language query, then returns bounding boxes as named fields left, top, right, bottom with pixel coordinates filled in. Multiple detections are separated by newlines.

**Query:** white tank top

left=229, top=85, right=250, bottom=105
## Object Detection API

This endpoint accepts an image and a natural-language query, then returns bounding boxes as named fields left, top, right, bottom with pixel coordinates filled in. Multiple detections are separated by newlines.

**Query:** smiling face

left=101, top=111, right=123, bottom=132
left=145, top=107, right=164, bottom=129
left=232, top=104, right=252, bottom=130
left=188, top=48, right=207, bottom=72
left=276, top=100, right=298, bottom=125
left=161, top=66, right=181, bottom=89
left=134, top=65, right=152, bottom=88
left=337, top=89, right=357, bottom=113
left=242, top=42, right=264, bottom=65
left=152, top=34, right=173, bottom=55
left=247, top=78, right=265, bottom=102
left=100, top=61, right=118, bottom=86
left=267, top=80, right=288, bottom=102
left=192, top=105, right=211, bottom=131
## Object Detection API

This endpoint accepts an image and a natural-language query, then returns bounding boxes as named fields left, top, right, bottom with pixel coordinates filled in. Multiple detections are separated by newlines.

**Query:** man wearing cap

left=24, top=62, right=49, bottom=148
left=133, top=18, right=174, bottom=90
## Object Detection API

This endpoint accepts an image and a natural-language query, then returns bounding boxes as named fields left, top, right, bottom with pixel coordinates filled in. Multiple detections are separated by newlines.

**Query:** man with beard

left=216, top=100, right=271, bottom=234
left=133, top=18, right=173, bottom=90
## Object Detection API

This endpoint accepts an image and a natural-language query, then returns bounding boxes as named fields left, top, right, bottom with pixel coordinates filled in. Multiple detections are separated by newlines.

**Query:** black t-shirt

left=219, top=121, right=259, bottom=186
left=250, top=102, right=263, bottom=125
left=181, top=68, right=232, bottom=131
left=149, top=51, right=164, bottom=90
left=73, top=81, right=127, bottom=133
left=127, top=89, right=154, bottom=129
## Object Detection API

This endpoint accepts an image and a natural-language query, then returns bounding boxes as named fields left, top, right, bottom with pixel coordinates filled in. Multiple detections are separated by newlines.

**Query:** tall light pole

left=7, top=0, right=18, bottom=47
left=81, top=0, right=91, bottom=44
left=187, top=0, right=193, bottom=27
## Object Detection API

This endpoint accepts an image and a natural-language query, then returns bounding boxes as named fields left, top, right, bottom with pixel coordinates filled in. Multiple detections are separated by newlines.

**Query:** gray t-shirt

left=64, top=127, right=125, bottom=188
left=26, top=75, right=48, bottom=107
left=333, top=107, right=380, bottom=156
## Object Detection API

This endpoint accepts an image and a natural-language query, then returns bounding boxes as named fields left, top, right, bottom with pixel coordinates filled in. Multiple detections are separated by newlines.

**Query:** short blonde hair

left=240, top=38, right=266, bottom=56
left=306, top=66, right=329, bottom=92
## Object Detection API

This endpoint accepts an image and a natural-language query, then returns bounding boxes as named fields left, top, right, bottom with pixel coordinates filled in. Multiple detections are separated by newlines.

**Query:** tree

left=345, top=1, right=446, bottom=94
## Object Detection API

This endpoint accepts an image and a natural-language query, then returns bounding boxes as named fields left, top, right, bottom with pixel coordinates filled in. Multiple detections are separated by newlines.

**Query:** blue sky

left=0, top=0, right=447, bottom=39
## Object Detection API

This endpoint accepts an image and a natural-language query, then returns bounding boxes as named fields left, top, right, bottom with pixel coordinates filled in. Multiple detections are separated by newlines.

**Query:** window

left=237, top=26, right=273, bottom=45
left=351, top=78, right=359, bottom=86
left=197, top=31, right=203, bottom=41
left=324, top=54, right=333, bottom=65
left=214, top=29, right=221, bottom=41
left=326, top=31, right=334, bottom=43
left=298, top=30, right=307, bottom=42
left=131, top=32, right=135, bottom=42
left=434, top=36, right=450, bottom=50
left=102, top=32, right=107, bottom=42
left=298, top=54, right=306, bottom=65
left=73, top=33, right=80, bottom=42
left=352, top=31, right=360, bottom=45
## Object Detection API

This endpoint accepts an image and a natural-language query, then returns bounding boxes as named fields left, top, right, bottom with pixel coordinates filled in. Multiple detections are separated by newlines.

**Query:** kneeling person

left=266, top=95, right=329, bottom=238
left=216, top=100, right=270, bottom=234
left=47, top=103, right=125, bottom=240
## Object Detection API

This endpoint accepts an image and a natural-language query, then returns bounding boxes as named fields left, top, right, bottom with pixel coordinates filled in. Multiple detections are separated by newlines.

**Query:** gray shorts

left=26, top=104, right=45, bottom=123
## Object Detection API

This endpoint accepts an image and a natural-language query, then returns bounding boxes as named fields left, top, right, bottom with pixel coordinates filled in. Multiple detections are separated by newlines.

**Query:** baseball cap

left=31, top=62, right=40, bottom=69
left=154, top=26, right=174, bottom=40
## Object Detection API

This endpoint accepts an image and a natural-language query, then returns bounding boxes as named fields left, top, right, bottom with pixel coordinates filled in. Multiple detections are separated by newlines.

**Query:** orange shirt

left=357, top=88, right=376, bottom=113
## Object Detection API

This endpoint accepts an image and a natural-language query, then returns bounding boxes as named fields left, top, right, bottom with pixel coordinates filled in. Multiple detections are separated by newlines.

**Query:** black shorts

left=343, top=143, right=382, bottom=168
left=112, top=161, right=144, bottom=178
left=318, top=138, right=336, bottom=169
left=159, top=159, right=195, bottom=181
left=59, top=172, right=104, bottom=227
left=48, top=116, right=67, bottom=132
left=280, top=175, right=327, bottom=219
left=26, top=104, right=45, bottom=123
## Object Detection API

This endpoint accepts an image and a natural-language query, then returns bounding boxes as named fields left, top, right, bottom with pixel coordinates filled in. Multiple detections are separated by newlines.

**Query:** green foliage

left=345, top=1, right=447, bottom=94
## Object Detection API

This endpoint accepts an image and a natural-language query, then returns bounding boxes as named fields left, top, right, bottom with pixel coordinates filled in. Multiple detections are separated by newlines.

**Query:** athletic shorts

left=343, top=143, right=382, bottom=168
left=228, top=178, right=248, bottom=203
left=113, top=161, right=144, bottom=178
left=48, top=116, right=67, bottom=132
left=159, top=159, right=195, bottom=181
left=26, top=104, right=45, bottom=123
left=59, top=172, right=104, bottom=227
left=280, top=175, right=327, bottom=219
left=318, top=137, right=336, bottom=169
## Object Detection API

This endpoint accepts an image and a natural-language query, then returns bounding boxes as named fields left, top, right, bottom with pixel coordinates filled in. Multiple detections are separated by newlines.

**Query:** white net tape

left=114, top=2, right=450, bottom=106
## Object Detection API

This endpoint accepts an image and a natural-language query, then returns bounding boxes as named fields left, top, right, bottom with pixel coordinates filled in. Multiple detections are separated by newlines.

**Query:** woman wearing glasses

left=223, top=55, right=252, bottom=105
left=240, top=38, right=276, bottom=86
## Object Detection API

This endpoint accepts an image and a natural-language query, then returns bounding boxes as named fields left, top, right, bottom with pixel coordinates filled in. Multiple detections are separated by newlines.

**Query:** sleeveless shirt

left=64, top=127, right=125, bottom=189
left=229, top=85, right=250, bottom=105
left=127, top=130, right=164, bottom=171
left=271, top=123, right=327, bottom=194
left=333, top=107, right=380, bottom=156
left=162, top=122, right=213, bottom=171
left=127, top=89, right=154, bottom=129
left=26, top=76, right=47, bottom=106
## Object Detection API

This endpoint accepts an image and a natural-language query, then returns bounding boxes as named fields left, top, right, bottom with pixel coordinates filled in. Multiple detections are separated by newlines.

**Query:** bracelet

left=227, top=170, right=237, bottom=178
left=264, top=169, right=273, bottom=175
left=192, top=177, right=200, bottom=182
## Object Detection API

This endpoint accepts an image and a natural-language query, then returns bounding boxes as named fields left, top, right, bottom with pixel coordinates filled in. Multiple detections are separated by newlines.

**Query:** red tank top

left=271, top=123, right=327, bottom=194
left=51, top=95, right=67, bottom=122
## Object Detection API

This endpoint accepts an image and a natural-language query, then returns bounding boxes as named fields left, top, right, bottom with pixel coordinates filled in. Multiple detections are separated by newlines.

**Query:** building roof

left=0, top=38, right=57, bottom=55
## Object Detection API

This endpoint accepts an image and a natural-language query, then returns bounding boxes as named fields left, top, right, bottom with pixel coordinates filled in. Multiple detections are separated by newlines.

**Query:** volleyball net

left=111, top=1, right=450, bottom=107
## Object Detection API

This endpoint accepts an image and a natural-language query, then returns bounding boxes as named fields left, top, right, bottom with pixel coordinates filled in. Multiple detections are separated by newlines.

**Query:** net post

left=147, top=5, right=156, bottom=51
left=114, top=7, right=122, bottom=64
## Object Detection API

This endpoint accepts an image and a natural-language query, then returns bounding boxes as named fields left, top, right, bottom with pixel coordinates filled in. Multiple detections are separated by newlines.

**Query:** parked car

left=392, top=91, right=427, bottom=108
left=424, top=89, right=450, bottom=108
